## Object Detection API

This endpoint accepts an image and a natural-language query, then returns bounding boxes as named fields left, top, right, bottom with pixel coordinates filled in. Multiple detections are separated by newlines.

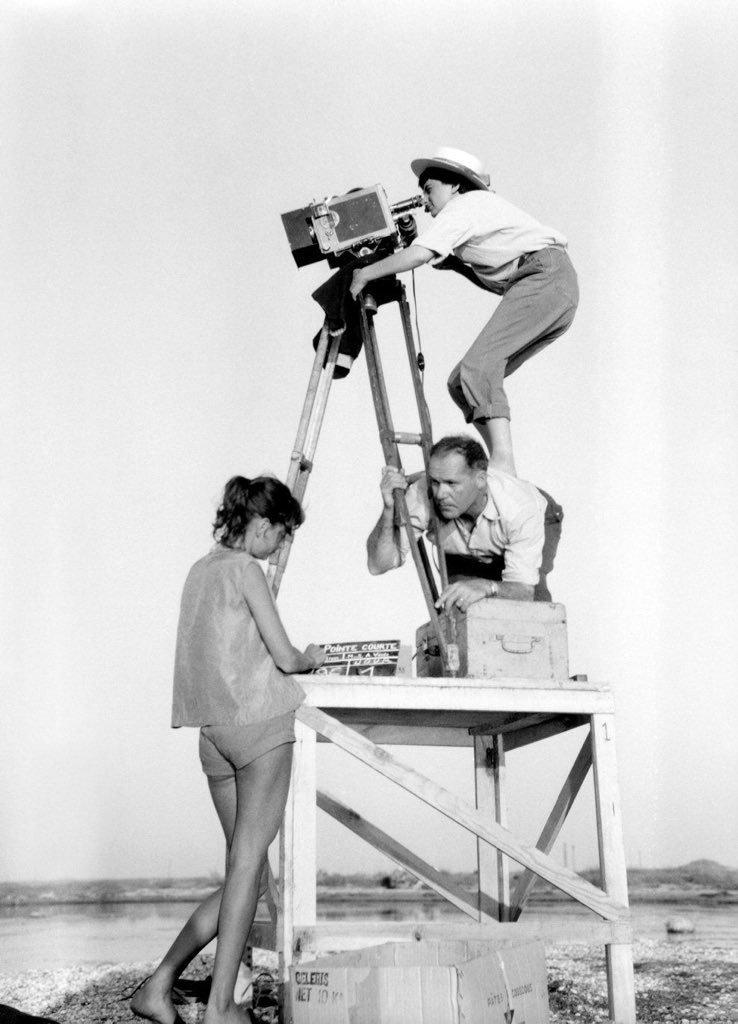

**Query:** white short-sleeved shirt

left=414, top=191, right=567, bottom=289
left=399, top=468, right=547, bottom=587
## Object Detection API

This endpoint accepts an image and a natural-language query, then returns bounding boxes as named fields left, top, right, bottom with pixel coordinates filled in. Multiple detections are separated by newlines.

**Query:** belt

left=519, top=243, right=566, bottom=267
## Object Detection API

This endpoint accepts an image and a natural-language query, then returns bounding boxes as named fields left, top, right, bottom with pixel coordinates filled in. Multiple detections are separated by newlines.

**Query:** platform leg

left=590, top=713, right=636, bottom=1023
left=278, top=718, right=317, bottom=1022
left=474, top=734, right=509, bottom=921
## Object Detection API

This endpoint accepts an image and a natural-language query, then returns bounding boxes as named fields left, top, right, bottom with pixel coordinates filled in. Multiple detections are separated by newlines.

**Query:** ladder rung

left=290, top=450, right=313, bottom=472
left=386, top=431, right=424, bottom=446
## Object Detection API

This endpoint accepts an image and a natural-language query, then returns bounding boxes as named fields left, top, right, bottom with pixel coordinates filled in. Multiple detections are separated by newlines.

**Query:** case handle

left=496, top=634, right=540, bottom=655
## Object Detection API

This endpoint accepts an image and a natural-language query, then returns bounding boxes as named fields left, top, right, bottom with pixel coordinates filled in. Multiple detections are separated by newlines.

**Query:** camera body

left=281, top=184, right=423, bottom=268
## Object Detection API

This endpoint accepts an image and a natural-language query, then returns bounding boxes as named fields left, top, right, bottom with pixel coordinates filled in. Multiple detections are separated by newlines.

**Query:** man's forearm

left=441, top=577, right=534, bottom=610
left=496, top=581, right=535, bottom=601
left=366, top=508, right=402, bottom=575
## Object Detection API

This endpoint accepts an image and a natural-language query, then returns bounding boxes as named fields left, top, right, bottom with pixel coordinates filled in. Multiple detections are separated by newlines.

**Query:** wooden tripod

left=266, top=275, right=458, bottom=674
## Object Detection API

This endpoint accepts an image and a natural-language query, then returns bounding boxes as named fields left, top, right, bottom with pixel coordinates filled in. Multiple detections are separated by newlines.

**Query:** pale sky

left=2, top=0, right=737, bottom=883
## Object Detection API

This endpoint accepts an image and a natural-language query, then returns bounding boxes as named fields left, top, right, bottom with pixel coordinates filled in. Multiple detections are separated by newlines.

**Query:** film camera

left=281, top=185, right=424, bottom=269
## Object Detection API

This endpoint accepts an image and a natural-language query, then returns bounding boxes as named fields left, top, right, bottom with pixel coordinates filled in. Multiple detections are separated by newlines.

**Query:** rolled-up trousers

left=447, top=246, right=579, bottom=422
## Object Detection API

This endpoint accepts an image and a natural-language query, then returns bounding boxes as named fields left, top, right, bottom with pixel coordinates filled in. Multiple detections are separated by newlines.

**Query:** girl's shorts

left=199, top=711, right=296, bottom=779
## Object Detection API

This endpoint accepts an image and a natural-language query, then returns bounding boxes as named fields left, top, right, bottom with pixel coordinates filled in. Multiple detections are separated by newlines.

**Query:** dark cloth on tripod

left=311, top=268, right=401, bottom=378
left=311, top=267, right=364, bottom=379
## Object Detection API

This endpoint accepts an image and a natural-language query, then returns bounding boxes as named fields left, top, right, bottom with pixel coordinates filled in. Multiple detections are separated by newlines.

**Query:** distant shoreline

left=318, top=886, right=738, bottom=906
left=3, top=861, right=736, bottom=911
left=2, top=882, right=737, bottom=909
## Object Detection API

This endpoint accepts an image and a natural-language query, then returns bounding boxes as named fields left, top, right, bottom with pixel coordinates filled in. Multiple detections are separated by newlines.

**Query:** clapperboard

left=315, top=640, right=409, bottom=677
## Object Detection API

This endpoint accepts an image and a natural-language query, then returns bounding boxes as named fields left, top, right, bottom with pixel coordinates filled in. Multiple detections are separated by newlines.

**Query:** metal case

left=416, top=600, right=569, bottom=683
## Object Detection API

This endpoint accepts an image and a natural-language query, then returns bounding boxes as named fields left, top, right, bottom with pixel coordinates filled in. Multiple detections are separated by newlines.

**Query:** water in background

left=1, top=900, right=736, bottom=972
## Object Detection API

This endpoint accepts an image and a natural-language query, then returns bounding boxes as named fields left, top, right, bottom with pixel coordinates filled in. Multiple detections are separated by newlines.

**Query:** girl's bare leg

left=475, top=417, right=517, bottom=476
left=204, top=742, right=294, bottom=1024
left=131, top=774, right=239, bottom=1024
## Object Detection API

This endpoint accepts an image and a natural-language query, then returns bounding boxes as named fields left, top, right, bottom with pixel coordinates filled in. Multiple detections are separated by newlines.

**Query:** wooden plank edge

left=292, top=918, right=633, bottom=956
left=298, top=682, right=615, bottom=715
left=297, top=673, right=610, bottom=692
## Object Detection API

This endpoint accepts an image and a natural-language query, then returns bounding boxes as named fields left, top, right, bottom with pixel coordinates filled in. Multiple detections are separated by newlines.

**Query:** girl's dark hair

left=418, top=167, right=477, bottom=194
left=213, top=476, right=304, bottom=547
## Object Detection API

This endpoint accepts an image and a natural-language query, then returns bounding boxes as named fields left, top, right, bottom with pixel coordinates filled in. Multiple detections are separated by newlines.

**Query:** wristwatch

left=483, top=581, right=499, bottom=599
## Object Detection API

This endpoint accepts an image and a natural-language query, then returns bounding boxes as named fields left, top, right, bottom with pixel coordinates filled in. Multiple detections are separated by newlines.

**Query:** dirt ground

left=1, top=940, right=735, bottom=1023
left=547, top=941, right=737, bottom=1023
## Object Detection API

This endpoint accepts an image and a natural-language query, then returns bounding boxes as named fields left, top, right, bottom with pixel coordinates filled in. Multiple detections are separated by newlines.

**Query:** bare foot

left=202, top=1004, right=256, bottom=1024
left=130, top=974, right=181, bottom=1024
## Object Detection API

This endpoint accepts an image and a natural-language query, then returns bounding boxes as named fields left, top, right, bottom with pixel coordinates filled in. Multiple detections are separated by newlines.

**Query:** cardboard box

left=416, top=600, right=569, bottom=683
left=290, top=939, right=549, bottom=1024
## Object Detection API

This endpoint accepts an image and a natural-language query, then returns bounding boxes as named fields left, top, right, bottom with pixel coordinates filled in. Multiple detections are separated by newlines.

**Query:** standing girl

left=131, top=476, right=324, bottom=1024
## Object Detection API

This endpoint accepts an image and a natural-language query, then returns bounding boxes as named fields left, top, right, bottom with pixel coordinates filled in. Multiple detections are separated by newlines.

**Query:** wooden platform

left=273, top=673, right=636, bottom=1024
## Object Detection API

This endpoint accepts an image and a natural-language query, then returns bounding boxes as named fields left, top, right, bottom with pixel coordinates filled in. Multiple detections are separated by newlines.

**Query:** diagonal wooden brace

left=509, top=733, right=593, bottom=920
left=297, top=705, right=628, bottom=921
left=317, top=788, right=481, bottom=920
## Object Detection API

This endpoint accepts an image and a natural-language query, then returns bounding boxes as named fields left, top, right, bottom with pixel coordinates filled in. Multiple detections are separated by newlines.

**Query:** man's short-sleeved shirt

left=399, top=468, right=547, bottom=586
left=414, top=191, right=567, bottom=289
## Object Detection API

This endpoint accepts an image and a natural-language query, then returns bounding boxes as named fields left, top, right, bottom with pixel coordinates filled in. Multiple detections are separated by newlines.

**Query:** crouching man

left=366, top=435, right=563, bottom=614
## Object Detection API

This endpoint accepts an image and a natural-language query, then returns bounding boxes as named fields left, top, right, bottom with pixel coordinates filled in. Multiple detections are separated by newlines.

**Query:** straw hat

left=410, top=147, right=491, bottom=191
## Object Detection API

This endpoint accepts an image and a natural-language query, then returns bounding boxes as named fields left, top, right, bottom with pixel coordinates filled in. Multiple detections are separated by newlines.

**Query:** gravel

left=1, top=941, right=735, bottom=1023
left=547, top=941, right=737, bottom=1023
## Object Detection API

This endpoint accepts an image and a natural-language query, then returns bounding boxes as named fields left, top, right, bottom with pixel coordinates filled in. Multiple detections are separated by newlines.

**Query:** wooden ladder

left=266, top=276, right=458, bottom=675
